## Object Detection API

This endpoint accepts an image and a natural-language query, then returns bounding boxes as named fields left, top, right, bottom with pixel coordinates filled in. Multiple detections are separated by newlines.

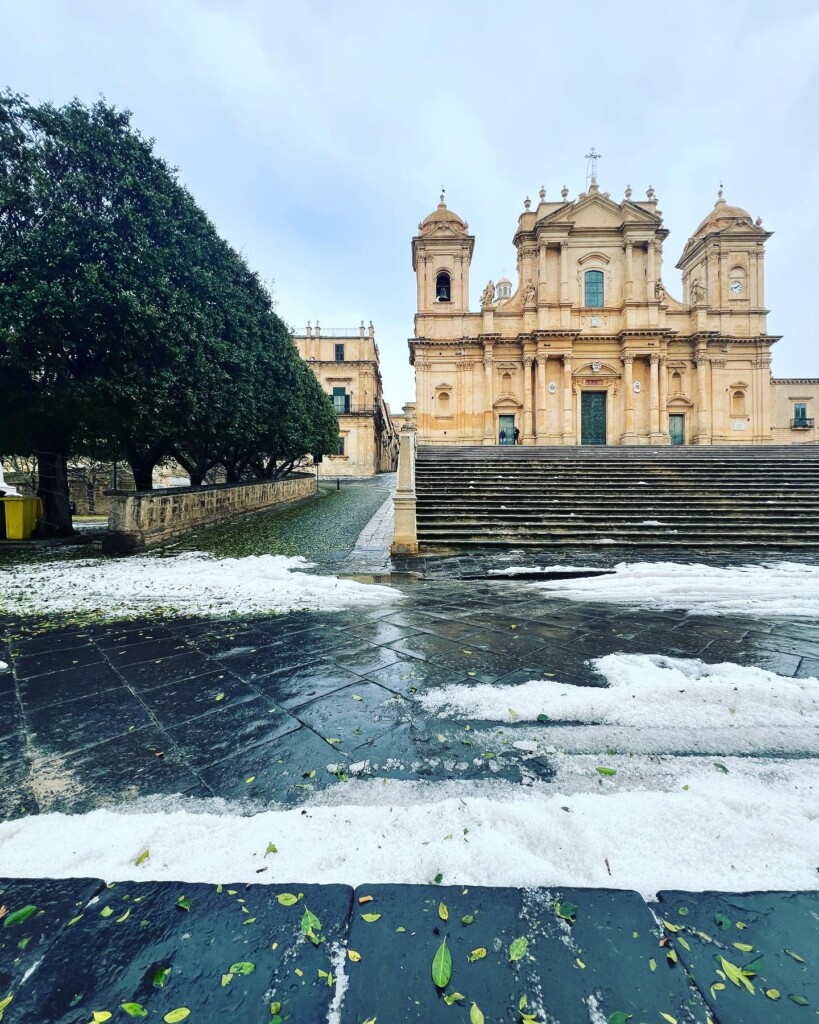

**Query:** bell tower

left=677, top=189, right=771, bottom=322
left=412, top=192, right=474, bottom=313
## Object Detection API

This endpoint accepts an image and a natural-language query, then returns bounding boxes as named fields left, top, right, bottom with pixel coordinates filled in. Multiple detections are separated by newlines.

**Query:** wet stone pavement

left=2, top=542, right=819, bottom=1020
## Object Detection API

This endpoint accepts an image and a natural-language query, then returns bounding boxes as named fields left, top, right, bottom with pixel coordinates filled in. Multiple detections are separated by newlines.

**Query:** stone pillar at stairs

left=693, top=353, right=712, bottom=445
left=523, top=355, right=535, bottom=443
left=483, top=353, right=494, bottom=445
left=562, top=352, right=575, bottom=445
left=536, top=353, right=548, bottom=441
left=620, top=354, right=637, bottom=444
left=649, top=353, right=663, bottom=442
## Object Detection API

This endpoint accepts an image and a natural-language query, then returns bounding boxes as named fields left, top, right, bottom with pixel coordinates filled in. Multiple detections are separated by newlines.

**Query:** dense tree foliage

left=0, top=91, right=337, bottom=533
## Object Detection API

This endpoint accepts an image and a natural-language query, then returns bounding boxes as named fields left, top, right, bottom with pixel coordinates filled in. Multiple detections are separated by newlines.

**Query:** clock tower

left=676, top=189, right=772, bottom=337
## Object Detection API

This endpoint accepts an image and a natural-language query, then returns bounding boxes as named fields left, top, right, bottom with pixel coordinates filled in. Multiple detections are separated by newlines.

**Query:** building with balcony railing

left=293, top=320, right=398, bottom=475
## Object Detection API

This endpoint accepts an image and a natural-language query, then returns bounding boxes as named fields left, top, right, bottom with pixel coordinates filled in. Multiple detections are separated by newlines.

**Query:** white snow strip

left=532, top=560, right=819, bottom=617
left=0, top=660, right=8, bottom=673
left=487, top=565, right=599, bottom=577
left=1, top=767, right=818, bottom=898
left=0, top=552, right=400, bottom=619
left=418, top=653, right=819, bottom=728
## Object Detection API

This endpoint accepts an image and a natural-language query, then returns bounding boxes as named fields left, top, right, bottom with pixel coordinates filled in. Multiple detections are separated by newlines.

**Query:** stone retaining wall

left=103, top=474, right=316, bottom=554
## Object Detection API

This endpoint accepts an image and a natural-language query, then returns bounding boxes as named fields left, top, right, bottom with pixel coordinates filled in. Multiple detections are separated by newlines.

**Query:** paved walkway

left=1, top=484, right=819, bottom=1021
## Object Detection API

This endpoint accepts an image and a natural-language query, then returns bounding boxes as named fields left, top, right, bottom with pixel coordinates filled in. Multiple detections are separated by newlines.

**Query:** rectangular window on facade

left=337, top=436, right=345, bottom=456
left=335, top=344, right=345, bottom=362
left=794, top=402, right=807, bottom=423
left=584, top=270, right=604, bottom=308
left=332, top=386, right=349, bottom=414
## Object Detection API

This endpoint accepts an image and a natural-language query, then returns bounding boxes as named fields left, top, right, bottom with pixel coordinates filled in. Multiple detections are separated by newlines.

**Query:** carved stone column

left=658, top=356, right=668, bottom=438
left=562, top=352, right=574, bottom=444
left=649, top=353, right=661, bottom=440
left=624, top=241, right=633, bottom=301
left=537, top=245, right=547, bottom=303
left=621, top=353, right=635, bottom=443
left=694, top=354, right=712, bottom=444
left=523, top=355, right=534, bottom=443
left=646, top=242, right=656, bottom=299
left=559, top=241, right=569, bottom=303
left=483, top=353, right=494, bottom=444
left=536, top=353, right=548, bottom=441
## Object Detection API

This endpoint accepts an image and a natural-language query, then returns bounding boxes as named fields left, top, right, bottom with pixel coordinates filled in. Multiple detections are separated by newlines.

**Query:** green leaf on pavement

left=432, top=938, right=452, bottom=988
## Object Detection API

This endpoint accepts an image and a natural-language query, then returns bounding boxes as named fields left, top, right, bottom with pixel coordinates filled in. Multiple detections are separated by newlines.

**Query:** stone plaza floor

left=1, top=477, right=818, bottom=1022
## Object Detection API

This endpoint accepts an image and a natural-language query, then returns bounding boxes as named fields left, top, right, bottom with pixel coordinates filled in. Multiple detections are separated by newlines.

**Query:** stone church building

left=410, top=182, right=818, bottom=446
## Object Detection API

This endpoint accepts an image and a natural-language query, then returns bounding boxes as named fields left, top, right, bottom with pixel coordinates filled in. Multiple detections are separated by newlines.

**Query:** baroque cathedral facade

left=410, top=180, right=818, bottom=446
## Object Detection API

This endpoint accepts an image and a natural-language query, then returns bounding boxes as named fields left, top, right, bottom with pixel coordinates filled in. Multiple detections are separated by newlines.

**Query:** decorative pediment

left=538, top=191, right=662, bottom=230
left=434, top=382, right=453, bottom=391
left=493, top=394, right=522, bottom=409
left=667, top=395, right=694, bottom=408
left=729, top=380, right=750, bottom=389
left=573, top=361, right=620, bottom=378
left=578, top=251, right=611, bottom=266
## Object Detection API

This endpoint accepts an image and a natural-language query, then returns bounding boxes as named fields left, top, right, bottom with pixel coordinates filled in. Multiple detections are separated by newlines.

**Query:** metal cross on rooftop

left=585, top=147, right=602, bottom=185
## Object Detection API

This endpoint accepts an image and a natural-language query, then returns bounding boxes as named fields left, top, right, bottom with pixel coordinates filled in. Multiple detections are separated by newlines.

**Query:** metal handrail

left=791, top=418, right=815, bottom=428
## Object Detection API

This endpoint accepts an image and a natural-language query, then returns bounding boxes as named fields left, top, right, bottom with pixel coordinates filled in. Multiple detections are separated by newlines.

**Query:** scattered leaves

left=553, top=901, right=577, bottom=923
left=468, top=947, right=487, bottom=962
left=596, top=766, right=617, bottom=777
left=443, top=992, right=465, bottom=1006
left=265, top=842, right=278, bottom=856
left=120, top=1004, right=148, bottom=1018
left=152, top=966, right=171, bottom=988
left=135, top=849, right=150, bottom=867
left=713, top=762, right=729, bottom=773
left=438, top=902, right=448, bottom=921
left=361, top=913, right=381, bottom=923
left=163, top=1011, right=190, bottom=1024
left=347, top=950, right=362, bottom=962
left=3, top=904, right=35, bottom=928
left=276, top=893, right=300, bottom=906
left=175, top=896, right=191, bottom=912
left=470, top=1003, right=485, bottom=1024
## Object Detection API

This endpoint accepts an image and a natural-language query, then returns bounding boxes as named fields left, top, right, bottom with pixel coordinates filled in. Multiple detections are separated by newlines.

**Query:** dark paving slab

left=4, top=879, right=353, bottom=1024
left=29, top=726, right=205, bottom=814
left=12, top=643, right=103, bottom=680
left=115, top=650, right=217, bottom=691
left=164, top=696, right=300, bottom=770
left=0, top=876, right=104, bottom=998
left=293, top=681, right=410, bottom=752
left=342, top=884, right=710, bottom=1024
left=103, top=636, right=195, bottom=666
left=252, top=661, right=367, bottom=709
left=25, top=685, right=152, bottom=760
left=197, top=725, right=346, bottom=803
left=137, top=669, right=258, bottom=725
left=653, top=889, right=819, bottom=1022
left=17, top=661, right=123, bottom=711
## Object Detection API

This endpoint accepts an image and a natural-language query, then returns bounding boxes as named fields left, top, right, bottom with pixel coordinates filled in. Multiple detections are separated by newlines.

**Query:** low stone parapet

left=103, top=474, right=316, bottom=554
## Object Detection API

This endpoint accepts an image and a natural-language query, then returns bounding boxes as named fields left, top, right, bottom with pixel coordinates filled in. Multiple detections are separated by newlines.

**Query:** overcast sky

left=4, top=0, right=818, bottom=408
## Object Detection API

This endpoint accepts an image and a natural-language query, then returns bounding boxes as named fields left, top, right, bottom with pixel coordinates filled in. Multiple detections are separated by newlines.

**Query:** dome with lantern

left=495, top=275, right=513, bottom=301
left=692, top=191, right=755, bottom=239
left=418, top=193, right=469, bottom=237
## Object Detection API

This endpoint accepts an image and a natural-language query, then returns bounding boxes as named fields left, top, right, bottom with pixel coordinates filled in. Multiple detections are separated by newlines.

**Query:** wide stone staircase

left=415, top=444, right=819, bottom=548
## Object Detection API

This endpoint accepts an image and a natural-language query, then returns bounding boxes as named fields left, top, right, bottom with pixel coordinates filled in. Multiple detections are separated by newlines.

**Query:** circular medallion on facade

left=590, top=317, right=600, bottom=328
left=591, top=360, right=602, bottom=372
left=548, top=381, right=557, bottom=394
left=633, top=381, right=641, bottom=393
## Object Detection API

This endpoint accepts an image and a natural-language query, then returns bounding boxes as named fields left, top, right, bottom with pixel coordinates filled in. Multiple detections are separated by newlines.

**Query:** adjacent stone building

left=294, top=321, right=398, bottom=475
left=410, top=183, right=819, bottom=446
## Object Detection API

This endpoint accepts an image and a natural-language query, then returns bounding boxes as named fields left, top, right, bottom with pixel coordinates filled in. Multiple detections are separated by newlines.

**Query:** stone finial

left=625, top=184, right=632, bottom=199
left=440, top=186, right=446, bottom=204
left=561, top=185, right=569, bottom=200
left=524, top=196, right=531, bottom=210
left=539, top=185, right=546, bottom=200
left=717, top=181, right=724, bottom=201
left=646, top=185, right=656, bottom=200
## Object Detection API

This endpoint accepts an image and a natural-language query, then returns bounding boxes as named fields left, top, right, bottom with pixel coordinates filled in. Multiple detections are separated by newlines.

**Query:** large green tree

left=0, top=91, right=337, bottom=533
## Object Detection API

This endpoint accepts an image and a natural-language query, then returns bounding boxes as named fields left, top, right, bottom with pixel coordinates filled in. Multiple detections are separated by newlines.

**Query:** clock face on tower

left=730, top=280, right=743, bottom=295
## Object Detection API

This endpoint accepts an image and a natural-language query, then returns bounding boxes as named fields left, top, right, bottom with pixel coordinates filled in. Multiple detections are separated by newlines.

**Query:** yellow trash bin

left=0, top=496, right=43, bottom=540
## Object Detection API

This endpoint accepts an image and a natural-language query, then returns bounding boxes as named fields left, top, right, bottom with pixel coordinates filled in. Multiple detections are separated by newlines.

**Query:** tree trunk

left=34, top=446, right=75, bottom=536
left=125, top=439, right=168, bottom=491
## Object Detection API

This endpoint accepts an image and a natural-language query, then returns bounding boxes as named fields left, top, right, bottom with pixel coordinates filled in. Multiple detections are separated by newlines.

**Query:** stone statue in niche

left=691, top=280, right=706, bottom=304
left=481, top=281, right=496, bottom=307
left=523, top=281, right=536, bottom=305
left=655, top=279, right=667, bottom=299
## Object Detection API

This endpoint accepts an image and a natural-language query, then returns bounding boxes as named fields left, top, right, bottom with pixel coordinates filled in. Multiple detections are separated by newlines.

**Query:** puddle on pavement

left=460, top=568, right=616, bottom=582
